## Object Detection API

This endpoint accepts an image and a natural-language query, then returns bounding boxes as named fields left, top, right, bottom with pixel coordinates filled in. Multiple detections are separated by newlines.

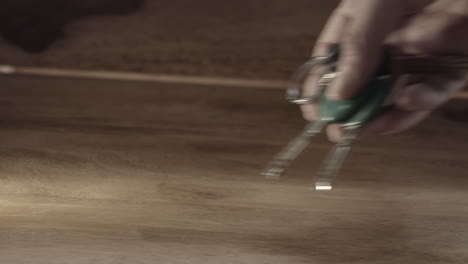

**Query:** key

left=262, top=44, right=390, bottom=189
left=263, top=43, right=468, bottom=191
left=314, top=126, right=360, bottom=190
left=261, top=44, right=389, bottom=187
left=261, top=120, right=327, bottom=179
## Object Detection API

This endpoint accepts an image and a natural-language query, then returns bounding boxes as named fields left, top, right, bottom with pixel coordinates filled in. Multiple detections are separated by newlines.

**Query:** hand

left=301, top=0, right=468, bottom=141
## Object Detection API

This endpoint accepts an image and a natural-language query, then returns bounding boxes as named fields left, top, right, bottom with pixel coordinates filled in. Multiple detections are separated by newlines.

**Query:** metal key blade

left=262, top=121, right=326, bottom=179
left=314, top=127, right=359, bottom=190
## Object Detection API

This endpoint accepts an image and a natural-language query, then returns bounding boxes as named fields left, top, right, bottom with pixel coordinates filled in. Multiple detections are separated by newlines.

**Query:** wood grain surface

left=0, top=75, right=467, bottom=263
left=0, top=0, right=339, bottom=79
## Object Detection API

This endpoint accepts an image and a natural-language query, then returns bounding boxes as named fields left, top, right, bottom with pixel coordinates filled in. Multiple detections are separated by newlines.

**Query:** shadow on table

left=0, top=0, right=144, bottom=53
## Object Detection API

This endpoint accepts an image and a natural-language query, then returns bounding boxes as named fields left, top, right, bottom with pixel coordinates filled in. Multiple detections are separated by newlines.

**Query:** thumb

left=326, top=0, right=406, bottom=100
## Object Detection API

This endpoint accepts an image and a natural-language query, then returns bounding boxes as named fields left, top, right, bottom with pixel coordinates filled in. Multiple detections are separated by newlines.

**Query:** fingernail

left=396, top=95, right=411, bottom=109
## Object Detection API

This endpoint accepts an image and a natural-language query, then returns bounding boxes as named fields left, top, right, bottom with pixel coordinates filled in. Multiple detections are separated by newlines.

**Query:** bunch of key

left=261, top=44, right=468, bottom=191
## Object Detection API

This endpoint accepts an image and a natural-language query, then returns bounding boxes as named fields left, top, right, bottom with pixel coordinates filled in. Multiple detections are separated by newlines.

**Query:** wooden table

left=0, top=75, right=467, bottom=263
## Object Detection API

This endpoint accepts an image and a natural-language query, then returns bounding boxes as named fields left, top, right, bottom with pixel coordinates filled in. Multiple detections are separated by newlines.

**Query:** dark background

left=0, top=0, right=339, bottom=79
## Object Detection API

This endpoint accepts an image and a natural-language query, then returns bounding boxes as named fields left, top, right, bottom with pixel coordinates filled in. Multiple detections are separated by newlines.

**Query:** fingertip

left=300, top=104, right=319, bottom=121
left=395, top=90, right=414, bottom=110
left=359, top=114, right=388, bottom=136
left=383, top=110, right=430, bottom=135
left=362, top=108, right=430, bottom=136
left=326, top=124, right=344, bottom=143
left=396, top=81, right=452, bottom=111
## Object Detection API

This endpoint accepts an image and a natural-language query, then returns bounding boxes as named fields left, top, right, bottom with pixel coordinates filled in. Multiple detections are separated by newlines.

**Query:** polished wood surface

left=0, top=0, right=339, bottom=79
left=0, top=75, right=467, bottom=263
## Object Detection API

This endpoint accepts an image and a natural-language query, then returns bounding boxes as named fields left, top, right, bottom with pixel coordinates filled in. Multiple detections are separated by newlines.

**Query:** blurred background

left=0, top=0, right=339, bottom=79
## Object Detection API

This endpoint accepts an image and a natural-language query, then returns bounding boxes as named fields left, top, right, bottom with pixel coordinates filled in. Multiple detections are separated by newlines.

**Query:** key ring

left=286, top=45, right=340, bottom=105
left=286, top=56, right=329, bottom=105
